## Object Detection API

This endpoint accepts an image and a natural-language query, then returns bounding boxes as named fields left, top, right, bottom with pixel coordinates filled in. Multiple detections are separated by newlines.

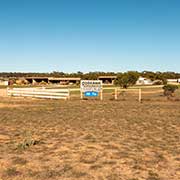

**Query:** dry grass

left=0, top=95, right=180, bottom=180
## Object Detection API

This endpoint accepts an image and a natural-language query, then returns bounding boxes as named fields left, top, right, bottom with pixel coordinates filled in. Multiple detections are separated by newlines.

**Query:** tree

left=51, top=71, right=65, bottom=77
left=163, top=84, right=178, bottom=99
left=115, top=71, right=139, bottom=88
left=141, top=71, right=156, bottom=81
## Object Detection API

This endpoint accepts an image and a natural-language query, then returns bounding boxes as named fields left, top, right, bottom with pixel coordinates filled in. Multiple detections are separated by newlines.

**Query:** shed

left=98, top=76, right=117, bottom=85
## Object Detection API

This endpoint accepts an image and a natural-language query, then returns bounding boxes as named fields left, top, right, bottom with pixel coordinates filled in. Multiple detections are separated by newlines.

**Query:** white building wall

left=136, top=77, right=153, bottom=85
left=167, top=79, right=179, bottom=84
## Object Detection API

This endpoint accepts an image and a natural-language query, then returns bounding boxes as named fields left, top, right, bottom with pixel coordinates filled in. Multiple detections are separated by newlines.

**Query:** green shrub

left=4, top=167, right=20, bottom=177
left=17, top=138, right=40, bottom=150
left=163, top=84, right=178, bottom=99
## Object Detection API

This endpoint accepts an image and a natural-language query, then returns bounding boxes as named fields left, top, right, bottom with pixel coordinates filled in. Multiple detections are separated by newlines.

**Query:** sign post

left=80, top=80, right=102, bottom=100
left=80, top=91, right=83, bottom=99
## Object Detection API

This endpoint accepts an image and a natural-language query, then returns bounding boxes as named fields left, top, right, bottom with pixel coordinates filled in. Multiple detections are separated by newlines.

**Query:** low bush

left=163, top=84, right=178, bottom=99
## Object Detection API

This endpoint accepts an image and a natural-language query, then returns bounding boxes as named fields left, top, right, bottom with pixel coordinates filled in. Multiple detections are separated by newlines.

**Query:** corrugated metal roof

left=48, top=77, right=81, bottom=81
left=98, top=76, right=117, bottom=79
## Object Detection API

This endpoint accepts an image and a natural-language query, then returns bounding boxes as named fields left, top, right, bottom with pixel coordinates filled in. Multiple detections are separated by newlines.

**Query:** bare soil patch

left=0, top=97, right=179, bottom=180
left=0, top=103, right=21, bottom=108
left=0, top=89, right=7, bottom=97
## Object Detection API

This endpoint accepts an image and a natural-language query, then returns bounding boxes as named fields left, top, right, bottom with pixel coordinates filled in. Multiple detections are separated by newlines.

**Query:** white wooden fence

left=113, top=88, right=163, bottom=102
left=7, top=88, right=70, bottom=100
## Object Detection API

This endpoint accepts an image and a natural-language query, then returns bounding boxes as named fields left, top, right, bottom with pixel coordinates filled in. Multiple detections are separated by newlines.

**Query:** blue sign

left=84, top=91, right=99, bottom=97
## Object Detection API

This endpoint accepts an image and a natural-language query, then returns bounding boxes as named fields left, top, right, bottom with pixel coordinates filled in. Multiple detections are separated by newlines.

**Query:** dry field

left=0, top=95, right=180, bottom=180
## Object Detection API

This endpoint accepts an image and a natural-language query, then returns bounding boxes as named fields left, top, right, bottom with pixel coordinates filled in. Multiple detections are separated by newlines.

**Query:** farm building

left=24, top=77, right=81, bottom=85
left=98, top=76, right=117, bottom=85
left=136, top=77, right=153, bottom=85
left=25, top=77, right=49, bottom=85
left=167, top=79, right=180, bottom=84
left=48, top=77, right=81, bottom=85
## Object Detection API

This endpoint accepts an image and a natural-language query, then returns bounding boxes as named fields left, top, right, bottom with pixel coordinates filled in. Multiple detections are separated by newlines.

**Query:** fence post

left=115, top=88, right=118, bottom=100
left=80, top=91, right=83, bottom=100
left=139, top=88, right=142, bottom=103
left=6, top=87, right=9, bottom=97
left=100, top=89, right=103, bottom=100
left=68, top=89, right=70, bottom=100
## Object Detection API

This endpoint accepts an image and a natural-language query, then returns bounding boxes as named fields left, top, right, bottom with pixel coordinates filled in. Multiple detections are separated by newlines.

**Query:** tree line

left=0, top=71, right=115, bottom=79
left=0, top=71, right=180, bottom=80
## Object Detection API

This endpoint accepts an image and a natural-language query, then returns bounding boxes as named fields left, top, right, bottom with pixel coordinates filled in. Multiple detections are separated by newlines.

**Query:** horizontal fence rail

left=112, top=88, right=164, bottom=102
left=7, top=88, right=70, bottom=100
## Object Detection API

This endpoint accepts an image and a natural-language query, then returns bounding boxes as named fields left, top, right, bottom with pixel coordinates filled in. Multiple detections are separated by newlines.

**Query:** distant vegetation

left=0, top=71, right=115, bottom=79
left=0, top=71, right=180, bottom=81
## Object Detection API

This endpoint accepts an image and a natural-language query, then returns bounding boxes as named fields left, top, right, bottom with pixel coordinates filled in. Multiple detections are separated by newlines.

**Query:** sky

left=0, top=0, right=180, bottom=73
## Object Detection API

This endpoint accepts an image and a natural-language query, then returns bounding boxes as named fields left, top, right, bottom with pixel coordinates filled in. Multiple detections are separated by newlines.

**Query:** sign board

left=80, top=80, right=102, bottom=93
left=84, top=91, right=99, bottom=97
